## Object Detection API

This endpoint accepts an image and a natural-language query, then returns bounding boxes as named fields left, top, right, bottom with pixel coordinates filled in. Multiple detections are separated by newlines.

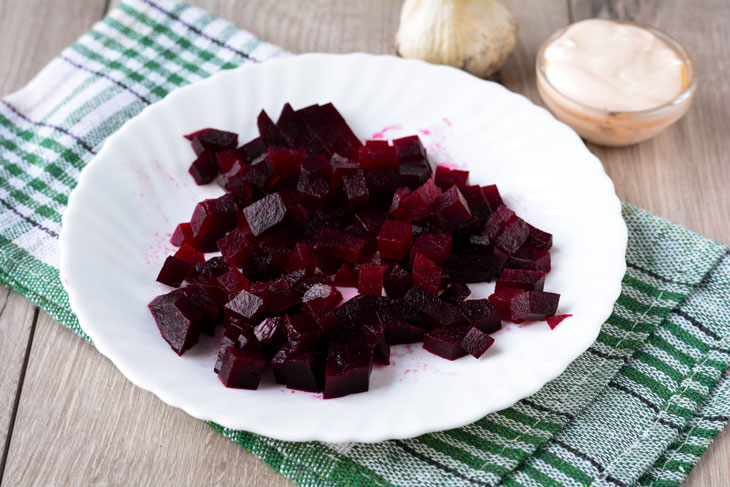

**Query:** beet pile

left=148, top=103, right=564, bottom=398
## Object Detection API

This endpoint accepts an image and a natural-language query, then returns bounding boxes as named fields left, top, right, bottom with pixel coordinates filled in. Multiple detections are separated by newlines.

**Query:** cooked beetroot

left=185, top=257, right=229, bottom=287
left=459, top=299, right=501, bottom=333
left=190, top=195, right=238, bottom=243
left=511, top=291, right=561, bottom=322
left=254, top=316, right=286, bottom=345
left=257, top=109, right=289, bottom=147
left=218, top=347, right=266, bottom=389
left=189, top=149, right=218, bottom=185
left=239, top=136, right=268, bottom=163
left=354, top=209, right=385, bottom=236
left=440, top=281, right=471, bottom=305
left=302, top=283, right=343, bottom=308
left=359, top=144, right=398, bottom=169
left=383, top=263, right=413, bottom=299
left=389, top=187, right=412, bottom=221
left=460, top=185, right=492, bottom=223
left=276, top=103, right=325, bottom=156
left=340, top=167, right=370, bottom=211
left=333, top=263, right=358, bottom=287
left=432, top=186, right=472, bottom=233
left=216, top=268, right=250, bottom=296
left=481, top=204, right=515, bottom=242
left=185, top=128, right=238, bottom=153
left=215, top=149, right=244, bottom=173
left=393, top=135, right=427, bottom=161
left=298, top=103, right=362, bottom=160
left=249, top=279, right=300, bottom=313
left=225, top=289, right=265, bottom=325
left=403, top=178, right=441, bottom=221
left=324, top=330, right=376, bottom=398
left=495, top=216, right=530, bottom=254
left=148, top=289, right=202, bottom=355
left=156, top=256, right=192, bottom=287
left=423, top=326, right=470, bottom=360
left=377, top=219, right=413, bottom=260
left=217, top=228, right=256, bottom=267
left=315, top=228, right=366, bottom=263
left=462, top=328, right=495, bottom=358
left=270, top=344, right=293, bottom=384
left=507, top=246, right=551, bottom=272
left=443, top=251, right=506, bottom=283
left=302, top=298, right=341, bottom=336
left=285, top=348, right=323, bottom=392
left=526, top=224, right=553, bottom=250
left=364, top=167, right=401, bottom=206
left=170, top=223, right=193, bottom=247
left=403, top=284, right=467, bottom=328
left=434, top=166, right=469, bottom=188
left=496, top=268, right=546, bottom=291
left=482, top=184, right=503, bottom=212
left=547, top=314, right=572, bottom=329
left=410, top=233, right=452, bottom=266
left=487, top=288, right=525, bottom=321
left=269, top=146, right=306, bottom=179
left=242, top=192, right=288, bottom=236
left=358, top=263, right=387, bottom=296
left=399, top=159, right=432, bottom=190
left=215, top=325, right=248, bottom=373
left=412, top=253, right=442, bottom=296
left=285, top=314, right=323, bottom=349
left=286, top=242, right=317, bottom=273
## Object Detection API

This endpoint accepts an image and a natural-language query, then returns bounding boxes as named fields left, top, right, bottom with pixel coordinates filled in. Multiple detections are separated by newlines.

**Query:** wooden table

left=1, top=1, right=728, bottom=485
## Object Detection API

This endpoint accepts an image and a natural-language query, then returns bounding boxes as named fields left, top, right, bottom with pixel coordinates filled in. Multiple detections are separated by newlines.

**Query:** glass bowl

left=536, top=20, right=696, bottom=147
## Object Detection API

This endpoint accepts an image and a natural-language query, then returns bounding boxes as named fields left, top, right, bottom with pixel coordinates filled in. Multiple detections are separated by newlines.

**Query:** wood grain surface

left=1, top=1, right=728, bottom=486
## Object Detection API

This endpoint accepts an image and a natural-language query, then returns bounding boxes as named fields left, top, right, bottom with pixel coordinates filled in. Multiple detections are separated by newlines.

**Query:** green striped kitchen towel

left=1, top=1, right=728, bottom=486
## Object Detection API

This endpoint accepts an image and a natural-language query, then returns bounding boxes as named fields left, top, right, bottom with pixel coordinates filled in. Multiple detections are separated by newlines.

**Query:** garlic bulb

left=395, top=0, right=519, bottom=78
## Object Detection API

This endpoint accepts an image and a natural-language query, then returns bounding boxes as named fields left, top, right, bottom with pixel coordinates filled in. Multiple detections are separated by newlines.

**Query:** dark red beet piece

left=481, top=204, right=515, bottom=242
left=481, top=184, right=503, bottom=212
left=434, top=166, right=469, bottom=188
left=285, top=348, right=323, bottom=392
left=507, top=246, right=551, bottom=272
left=242, top=192, right=289, bottom=236
left=185, top=128, right=238, bottom=152
left=377, top=219, right=413, bottom=260
left=399, top=158, right=432, bottom=190
left=495, top=216, right=530, bottom=254
left=359, top=145, right=398, bottom=169
left=257, top=109, right=289, bottom=147
left=340, top=167, right=370, bottom=211
left=324, top=330, right=376, bottom=398
left=402, top=284, right=468, bottom=328
left=225, top=289, right=265, bottom=325
left=410, top=233, right=452, bottom=266
left=440, top=281, right=471, bottom=305
left=459, top=299, right=501, bottom=333
left=216, top=268, right=250, bottom=297
left=366, top=140, right=389, bottom=148
left=462, top=328, right=495, bottom=358
left=547, top=314, right=572, bottom=329
left=239, top=136, right=268, bottom=163
left=460, top=185, right=492, bottom=223
left=496, top=269, right=546, bottom=291
left=189, top=150, right=218, bottom=185
left=148, top=289, right=202, bottom=355
left=302, top=283, right=343, bottom=308
left=190, top=193, right=238, bottom=239
left=156, top=256, right=193, bottom=287
left=215, top=325, right=252, bottom=374
left=334, top=263, right=358, bottom=287
left=185, top=257, right=229, bottom=287
left=183, top=285, right=221, bottom=335
left=298, top=103, right=362, bottom=160
left=432, top=186, right=472, bottom=233
left=488, top=288, right=525, bottom=321
left=314, top=228, right=366, bottom=263
left=364, top=167, right=401, bottom=206
left=511, top=291, right=561, bottom=322
left=298, top=154, right=332, bottom=191
left=358, top=263, right=387, bottom=296
left=285, top=314, right=323, bottom=349
left=389, top=187, right=412, bottom=221
left=412, top=253, right=442, bottom=296
left=301, top=177, right=332, bottom=208
left=270, top=344, right=293, bottom=384
left=254, top=316, right=286, bottom=345
left=364, top=322, right=390, bottom=365
left=354, top=209, right=385, bottom=236
left=393, top=135, right=427, bottom=161
left=423, top=326, right=470, bottom=360
left=276, top=103, right=326, bottom=156
left=170, top=223, right=193, bottom=247
left=302, top=298, right=341, bottom=336
left=442, top=251, right=507, bottom=283
left=383, top=263, right=413, bottom=299
left=217, top=228, right=256, bottom=267
left=403, top=178, right=441, bottom=221
left=286, top=242, right=318, bottom=273
left=525, top=223, right=553, bottom=251
left=249, top=279, right=300, bottom=313
left=215, top=149, right=244, bottom=173
left=218, top=348, right=265, bottom=389
left=269, top=146, right=306, bottom=179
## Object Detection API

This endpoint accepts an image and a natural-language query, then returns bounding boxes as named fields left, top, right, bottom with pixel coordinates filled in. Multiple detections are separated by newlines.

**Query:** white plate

left=60, top=53, right=626, bottom=443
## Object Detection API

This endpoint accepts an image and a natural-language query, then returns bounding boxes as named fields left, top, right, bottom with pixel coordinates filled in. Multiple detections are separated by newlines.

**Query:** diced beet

left=216, top=268, right=250, bottom=296
left=340, top=167, right=370, bottom=211
left=389, top=187, right=412, bottom=221
left=249, top=279, right=300, bottom=313
left=364, top=167, right=401, bottom=206
left=276, top=103, right=326, bottom=156
left=218, top=348, right=265, bottom=389
left=185, top=128, right=238, bottom=153
left=410, top=233, right=452, bottom=266
left=423, top=326, right=470, bottom=360
left=190, top=194, right=238, bottom=240
left=292, top=272, right=334, bottom=296
left=495, top=216, right=530, bottom=254
left=365, top=140, right=390, bottom=148
left=359, top=145, right=398, bottom=169
left=393, top=135, right=427, bottom=161
left=442, top=251, right=507, bottom=283
left=440, top=281, right=471, bottom=305
left=270, top=344, right=293, bottom=384
left=217, top=229, right=255, bottom=267
left=324, top=330, right=376, bottom=398
left=432, top=186, right=472, bottom=233
left=242, top=192, right=288, bottom=236
left=268, top=146, right=306, bottom=179
left=215, top=325, right=249, bottom=373
left=511, top=291, right=561, bottom=322
left=185, top=257, right=229, bottom=287
left=434, top=166, right=469, bottom=188
left=488, top=288, right=525, bottom=321
left=286, top=242, right=318, bottom=273
left=285, top=348, right=323, bottom=392
left=298, top=103, right=362, bottom=160
left=462, top=328, right=495, bottom=358
left=459, top=299, right=501, bottom=333
left=285, top=314, right=323, bottom=349
left=496, top=269, right=546, bottom=291
left=481, top=185, right=503, bottom=212
left=525, top=224, right=553, bottom=251
left=334, top=263, right=358, bottom=287
left=302, top=298, right=341, bottom=336
left=298, top=154, right=332, bottom=191
left=384, top=317, right=424, bottom=345
left=364, top=322, right=390, bottom=365
left=257, top=109, right=289, bottom=147
left=314, top=228, right=366, bottom=263
left=358, top=263, right=387, bottom=296
left=453, top=216, right=481, bottom=244
left=215, top=149, right=244, bottom=173
left=377, top=219, right=413, bottom=260
left=354, top=209, right=385, bottom=236
left=402, top=285, right=468, bottom=328
left=547, top=314, right=572, bottom=329
left=412, top=253, right=442, bottom=296
left=383, top=263, right=413, bottom=299
left=156, top=256, right=193, bottom=287
left=239, top=136, right=268, bottom=163
left=170, top=223, right=193, bottom=247
left=189, top=149, right=218, bottom=185
left=302, top=283, right=343, bottom=308
left=399, top=158, right=432, bottom=190
left=460, top=185, right=492, bottom=223
left=254, top=316, right=286, bottom=345
left=403, top=179, right=441, bottom=221
left=225, top=289, right=265, bottom=325
left=481, top=204, right=515, bottom=242
left=148, top=289, right=202, bottom=355
left=507, top=246, right=551, bottom=272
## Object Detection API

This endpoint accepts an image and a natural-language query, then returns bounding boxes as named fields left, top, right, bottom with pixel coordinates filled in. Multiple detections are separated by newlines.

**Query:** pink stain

left=419, top=129, right=431, bottom=136
left=371, top=124, right=402, bottom=140
left=442, top=117, right=453, bottom=127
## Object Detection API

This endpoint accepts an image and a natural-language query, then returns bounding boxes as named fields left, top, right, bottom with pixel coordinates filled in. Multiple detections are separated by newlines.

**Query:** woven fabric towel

left=1, top=1, right=729, bottom=486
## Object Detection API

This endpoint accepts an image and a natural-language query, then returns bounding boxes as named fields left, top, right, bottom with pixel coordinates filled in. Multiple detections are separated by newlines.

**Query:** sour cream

left=542, top=19, right=685, bottom=112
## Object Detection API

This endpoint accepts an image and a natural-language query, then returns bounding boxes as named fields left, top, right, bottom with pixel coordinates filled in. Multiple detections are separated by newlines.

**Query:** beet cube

left=314, top=228, right=366, bottom=263
left=383, top=263, right=413, bottom=299
left=403, top=284, right=467, bottom=328
left=215, top=149, right=244, bottom=173
left=292, top=272, right=334, bottom=296
left=285, top=314, right=323, bottom=349
left=276, top=103, right=326, bottom=156
left=298, top=103, right=362, bottom=160
left=547, top=314, right=572, bottom=330
left=460, top=185, right=492, bottom=223
left=302, top=283, right=343, bottom=308
left=217, top=229, right=255, bottom=267
left=482, top=185, right=503, bottom=212
left=170, top=223, right=193, bottom=247
left=481, top=204, right=515, bottom=242
left=364, top=322, right=390, bottom=365
left=495, top=216, right=530, bottom=254
left=440, top=281, right=471, bottom=305
left=257, top=109, right=289, bottom=147
left=254, top=316, right=286, bottom=345
left=365, top=140, right=390, bottom=148
left=242, top=192, right=289, bottom=236
left=432, top=186, right=472, bottom=233
left=403, top=179, right=441, bottom=221
left=156, top=256, right=193, bottom=287
left=182, top=285, right=221, bottom=335
left=225, top=289, right=265, bottom=325
left=302, top=298, right=341, bottom=336
left=185, top=128, right=238, bottom=153
left=364, top=167, right=401, bottom=205
left=511, top=291, right=561, bottom=322
left=148, top=289, right=202, bottom=355
left=389, top=187, right=412, bottom=221
left=239, top=136, right=268, bottom=163
left=286, top=242, right=318, bottom=273
left=185, top=257, right=229, bottom=287
left=359, top=145, right=398, bottom=169
left=507, top=246, right=551, bottom=272
left=218, top=348, right=265, bottom=389
left=462, top=328, right=495, bottom=358
left=298, top=154, right=332, bottom=190
left=301, top=177, right=332, bottom=209
left=285, top=348, right=323, bottom=392
left=410, top=233, right=452, bottom=266
left=377, top=220, right=413, bottom=260
left=496, top=269, right=546, bottom=291
left=399, top=159, right=432, bottom=190
left=354, top=209, right=385, bottom=236
left=188, top=149, right=218, bottom=185
left=442, top=251, right=506, bottom=283
left=434, top=166, right=469, bottom=188
left=358, top=263, right=387, bottom=296
left=423, top=326, right=470, bottom=360
left=467, top=233, right=494, bottom=254
left=488, top=288, right=525, bottom=322
left=334, top=263, right=358, bottom=287
left=249, top=279, right=300, bottom=313
left=412, top=253, right=442, bottom=296
left=340, top=167, right=370, bottom=211
left=268, top=146, right=306, bottom=179
left=270, top=344, right=293, bottom=384
left=215, top=325, right=245, bottom=373
left=525, top=224, right=553, bottom=251
left=190, top=194, right=238, bottom=239
left=393, top=135, right=427, bottom=161
left=324, top=330, right=376, bottom=398
left=216, top=268, right=250, bottom=296
left=459, top=299, right=501, bottom=333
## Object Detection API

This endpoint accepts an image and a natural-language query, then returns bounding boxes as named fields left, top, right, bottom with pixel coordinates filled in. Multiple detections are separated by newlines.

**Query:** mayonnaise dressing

left=542, top=19, right=685, bottom=112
